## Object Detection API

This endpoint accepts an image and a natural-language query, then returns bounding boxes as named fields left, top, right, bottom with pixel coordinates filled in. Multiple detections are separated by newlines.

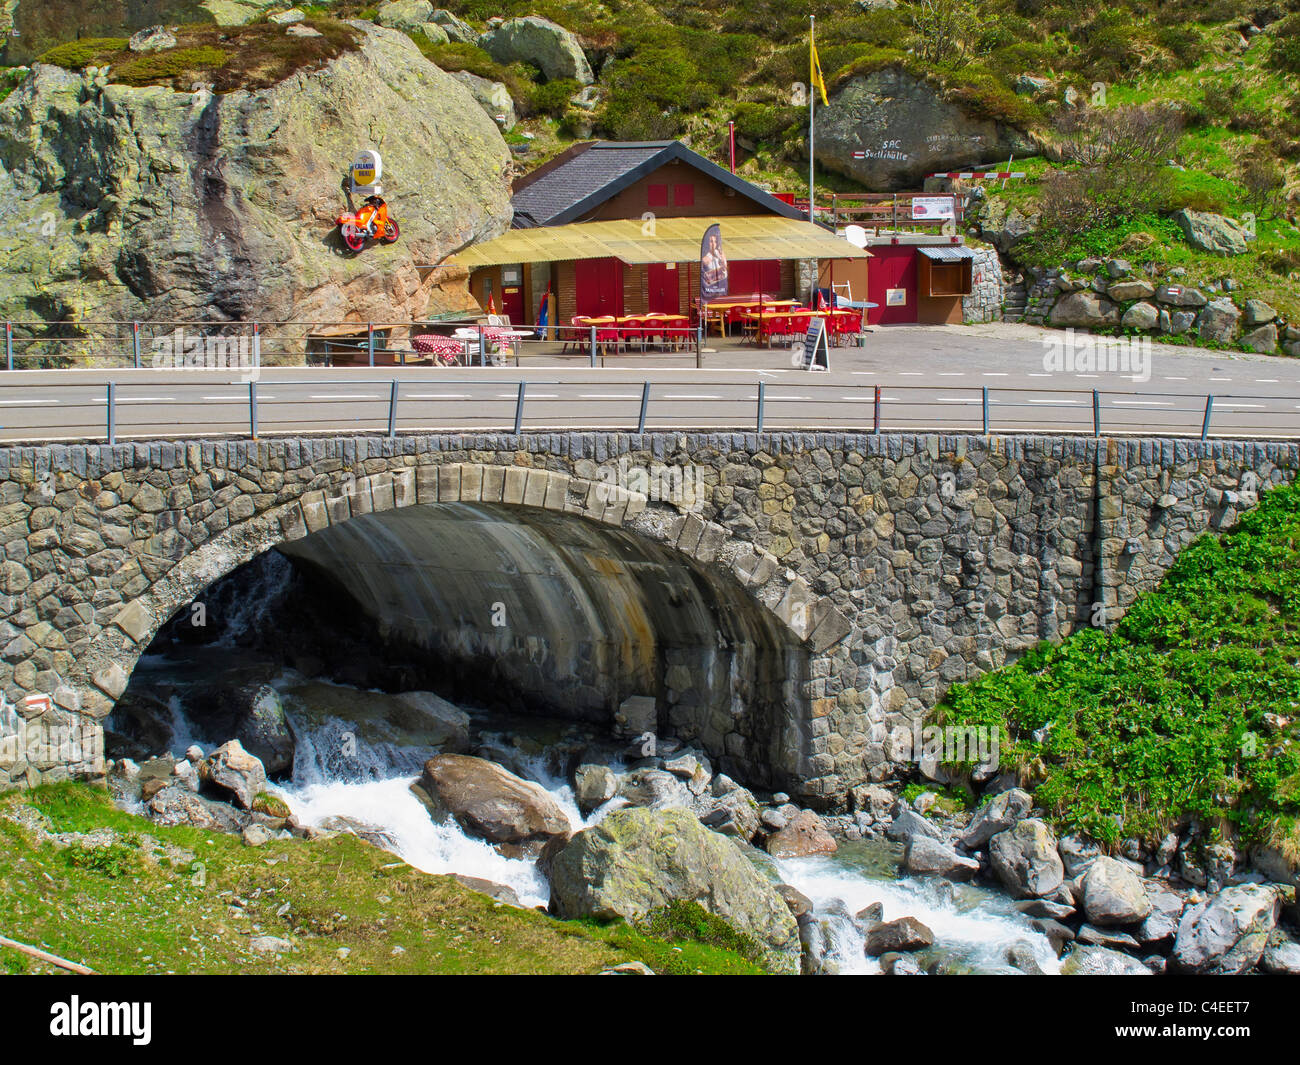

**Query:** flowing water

left=116, top=557, right=1059, bottom=974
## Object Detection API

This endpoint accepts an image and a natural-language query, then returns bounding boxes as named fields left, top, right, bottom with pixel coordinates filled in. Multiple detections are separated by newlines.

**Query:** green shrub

left=941, top=479, right=1300, bottom=847
left=529, top=77, right=581, bottom=117
left=112, top=46, right=229, bottom=85
left=640, top=901, right=770, bottom=968
left=731, top=101, right=801, bottom=143
left=38, top=37, right=129, bottom=70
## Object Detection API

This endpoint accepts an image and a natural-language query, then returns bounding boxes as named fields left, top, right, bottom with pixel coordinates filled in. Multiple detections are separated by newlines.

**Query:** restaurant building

left=452, top=140, right=869, bottom=332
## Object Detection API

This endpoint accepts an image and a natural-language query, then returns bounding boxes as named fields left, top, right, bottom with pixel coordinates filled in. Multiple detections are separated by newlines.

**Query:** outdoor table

left=412, top=334, right=466, bottom=365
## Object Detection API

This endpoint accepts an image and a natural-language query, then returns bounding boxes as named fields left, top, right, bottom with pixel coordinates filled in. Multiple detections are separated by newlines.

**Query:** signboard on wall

left=799, top=317, right=830, bottom=371
left=886, top=288, right=908, bottom=307
left=351, top=149, right=383, bottom=196
left=911, top=196, right=955, bottom=220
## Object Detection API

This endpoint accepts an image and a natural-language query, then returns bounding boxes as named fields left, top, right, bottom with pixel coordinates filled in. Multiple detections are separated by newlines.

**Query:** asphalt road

left=1, top=324, right=1297, bottom=443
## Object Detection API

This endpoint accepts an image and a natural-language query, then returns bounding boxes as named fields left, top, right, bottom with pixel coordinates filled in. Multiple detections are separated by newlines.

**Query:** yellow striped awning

left=447, top=215, right=872, bottom=268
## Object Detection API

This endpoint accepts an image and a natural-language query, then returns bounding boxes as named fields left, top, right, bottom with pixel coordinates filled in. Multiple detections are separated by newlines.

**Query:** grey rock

left=128, top=26, right=177, bottom=53
left=548, top=807, right=800, bottom=974
left=886, top=807, right=942, bottom=843
left=1197, top=298, right=1242, bottom=344
left=1137, top=888, right=1185, bottom=943
left=1172, top=884, right=1279, bottom=974
left=1174, top=209, right=1249, bottom=255
left=1049, top=291, right=1119, bottom=328
left=902, top=834, right=980, bottom=880
left=865, top=916, right=935, bottom=955
left=1240, top=324, right=1278, bottom=353
left=480, top=16, right=594, bottom=84
left=989, top=819, right=1065, bottom=898
left=1081, top=857, right=1152, bottom=926
left=961, top=787, right=1032, bottom=849
left=1060, top=944, right=1151, bottom=975
left=573, top=763, right=618, bottom=814
left=1121, top=301, right=1160, bottom=330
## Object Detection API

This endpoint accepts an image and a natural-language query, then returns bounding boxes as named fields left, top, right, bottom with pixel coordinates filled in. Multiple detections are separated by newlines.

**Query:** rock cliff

left=0, top=21, right=511, bottom=325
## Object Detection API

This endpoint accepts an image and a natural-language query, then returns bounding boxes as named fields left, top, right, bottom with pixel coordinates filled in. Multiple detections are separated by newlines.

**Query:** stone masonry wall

left=0, top=432, right=1294, bottom=806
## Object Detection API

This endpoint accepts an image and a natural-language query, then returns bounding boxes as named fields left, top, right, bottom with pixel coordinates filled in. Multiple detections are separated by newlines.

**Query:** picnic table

left=411, top=334, right=466, bottom=365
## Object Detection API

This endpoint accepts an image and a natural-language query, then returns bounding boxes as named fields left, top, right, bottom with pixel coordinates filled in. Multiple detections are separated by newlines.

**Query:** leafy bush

left=1269, top=15, right=1300, bottom=73
left=941, top=479, right=1300, bottom=847
left=112, top=46, right=229, bottom=85
left=731, top=101, right=801, bottom=143
left=639, top=901, right=770, bottom=968
left=38, top=37, right=129, bottom=70
left=529, top=77, right=582, bottom=117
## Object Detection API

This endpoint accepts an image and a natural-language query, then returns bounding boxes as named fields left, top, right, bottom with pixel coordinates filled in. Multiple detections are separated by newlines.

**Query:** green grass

left=0, top=783, right=763, bottom=975
left=939, top=478, right=1300, bottom=853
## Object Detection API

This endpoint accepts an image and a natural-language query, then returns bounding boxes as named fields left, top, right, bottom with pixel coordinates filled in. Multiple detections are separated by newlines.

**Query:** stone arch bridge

left=0, top=431, right=1294, bottom=805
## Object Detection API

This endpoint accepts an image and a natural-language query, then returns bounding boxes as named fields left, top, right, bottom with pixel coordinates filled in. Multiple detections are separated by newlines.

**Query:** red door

left=866, top=246, right=918, bottom=325
left=647, top=263, right=679, bottom=314
left=575, top=257, right=625, bottom=317
left=500, top=265, right=524, bottom=322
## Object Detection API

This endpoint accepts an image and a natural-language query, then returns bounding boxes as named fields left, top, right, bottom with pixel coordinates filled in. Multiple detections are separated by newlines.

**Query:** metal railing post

left=589, top=325, right=597, bottom=367
left=514, top=380, right=527, bottom=434
left=696, top=318, right=703, bottom=368
left=637, top=381, right=650, bottom=433
left=873, top=385, right=881, bottom=434
left=479, top=326, right=487, bottom=367
left=756, top=381, right=766, bottom=432
left=1092, top=389, right=1101, bottom=437
left=253, top=322, right=261, bottom=369
left=4, top=322, right=11, bottom=371
left=132, top=322, right=141, bottom=368
left=388, top=379, right=399, bottom=438
left=249, top=380, right=259, bottom=439
left=367, top=323, right=375, bottom=368
left=982, top=385, right=989, bottom=434
left=106, top=382, right=116, bottom=445
left=1201, top=394, right=1214, bottom=440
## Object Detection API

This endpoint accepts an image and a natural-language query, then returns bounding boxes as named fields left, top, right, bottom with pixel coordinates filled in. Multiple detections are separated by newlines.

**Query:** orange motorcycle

left=337, top=195, right=399, bottom=253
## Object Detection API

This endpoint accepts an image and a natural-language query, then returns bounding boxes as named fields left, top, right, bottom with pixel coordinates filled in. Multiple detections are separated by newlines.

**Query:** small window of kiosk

left=918, top=250, right=974, bottom=298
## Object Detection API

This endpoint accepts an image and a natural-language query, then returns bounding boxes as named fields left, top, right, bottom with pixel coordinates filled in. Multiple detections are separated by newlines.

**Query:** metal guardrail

left=0, top=378, right=1292, bottom=445
left=0, top=316, right=872, bottom=370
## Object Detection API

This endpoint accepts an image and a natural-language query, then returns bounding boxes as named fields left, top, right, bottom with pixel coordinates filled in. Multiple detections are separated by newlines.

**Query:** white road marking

left=1163, top=376, right=1188, bottom=381
left=0, top=399, right=58, bottom=405
left=936, top=398, right=976, bottom=403
left=406, top=393, right=472, bottom=399
left=1028, top=399, right=1080, bottom=405
left=1256, top=379, right=1279, bottom=383
left=580, top=394, right=641, bottom=399
left=937, top=372, right=965, bottom=376
left=663, top=394, right=722, bottom=399
left=1215, top=402, right=1264, bottom=409
left=1113, top=400, right=1172, bottom=407
left=982, top=372, right=1008, bottom=377
left=309, top=393, right=380, bottom=400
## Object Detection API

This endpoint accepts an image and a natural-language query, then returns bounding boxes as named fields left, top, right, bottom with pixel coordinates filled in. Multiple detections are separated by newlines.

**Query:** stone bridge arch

left=62, top=461, right=853, bottom=793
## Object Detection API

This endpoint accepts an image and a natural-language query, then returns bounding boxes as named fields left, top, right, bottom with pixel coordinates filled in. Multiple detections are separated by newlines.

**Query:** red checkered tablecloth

left=412, top=334, right=465, bottom=364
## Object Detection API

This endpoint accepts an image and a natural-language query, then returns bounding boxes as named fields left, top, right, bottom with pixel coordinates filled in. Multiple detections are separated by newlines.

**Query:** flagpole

left=808, top=14, right=816, bottom=225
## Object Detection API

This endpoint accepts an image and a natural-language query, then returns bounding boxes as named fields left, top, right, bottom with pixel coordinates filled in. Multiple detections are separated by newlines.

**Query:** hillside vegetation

left=939, top=477, right=1300, bottom=861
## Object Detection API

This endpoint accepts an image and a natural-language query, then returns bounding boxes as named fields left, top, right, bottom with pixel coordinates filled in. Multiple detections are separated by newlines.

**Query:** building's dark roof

left=510, top=140, right=805, bottom=228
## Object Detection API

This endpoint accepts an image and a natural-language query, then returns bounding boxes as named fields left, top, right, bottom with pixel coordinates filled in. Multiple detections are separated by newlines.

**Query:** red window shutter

left=673, top=184, right=695, bottom=207
left=648, top=184, right=669, bottom=208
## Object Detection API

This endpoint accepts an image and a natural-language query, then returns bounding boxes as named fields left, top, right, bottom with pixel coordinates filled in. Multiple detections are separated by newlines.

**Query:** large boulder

left=902, top=835, right=980, bottom=880
left=1049, top=291, right=1120, bottom=328
left=1173, top=209, right=1249, bottom=255
left=1197, top=298, right=1242, bottom=344
left=573, top=763, right=619, bottom=814
left=699, top=785, right=762, bottom=842
left=449, top=70, right=517, bottom=129
left=233, top=684, right=295, bottom=776
left=1081, top=857, right=1152, bottom=926
left=764, top=810, right=838, bottom=859
left=961, top=787, right=1032, bottom=849
left=149, top=784, right=249, bottom=832
left=1172, top=884, right=1279, bottom=974
left=199, top=740, right=267, bottom=810
left=0, top=23, right=510, bottom=327
left=377, top=1, right=436, bottom=35
left=618, top=768, right=695, bottom=813
left=865, top=916, right=934, bottom=955
left=1137, top=888, right=1185, bottom=944
left=816, top=66, right=1034, bottom=189
left=480, top=17, right=593, bottom=84
left=417, top=754, right=571, bottom=846
left=547, top=807, right=800, bottom=973
left=989, top=819, right=1065, bottom=898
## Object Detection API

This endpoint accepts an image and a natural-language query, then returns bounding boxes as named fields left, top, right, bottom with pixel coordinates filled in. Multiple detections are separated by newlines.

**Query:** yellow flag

left=810, top=38, right=828, bottom=105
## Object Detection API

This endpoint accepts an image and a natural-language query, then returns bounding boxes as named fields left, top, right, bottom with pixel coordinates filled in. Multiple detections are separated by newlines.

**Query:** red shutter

left=672, top=183, right=695, bottom=207
left=648, top=184, right=669, bottom=208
